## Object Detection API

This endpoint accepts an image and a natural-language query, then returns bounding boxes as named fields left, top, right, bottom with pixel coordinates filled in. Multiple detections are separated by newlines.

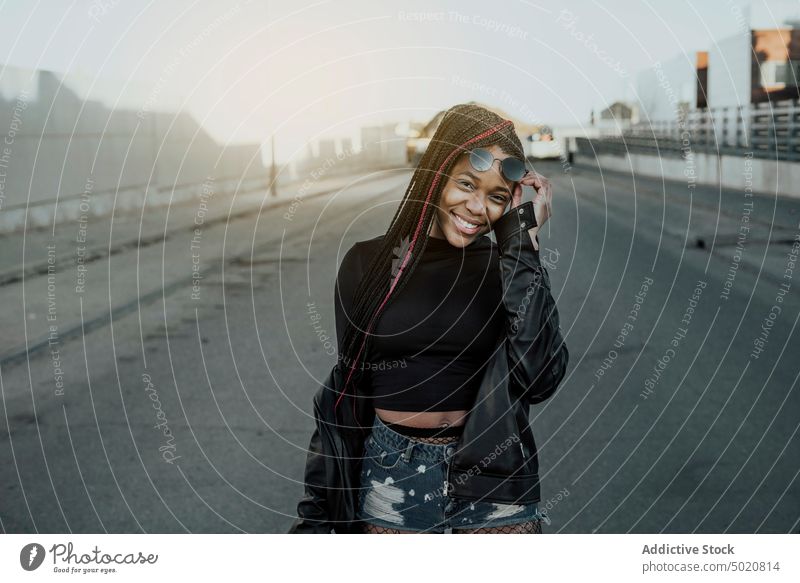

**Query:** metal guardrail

left=588, top=99, right=800, bottom=162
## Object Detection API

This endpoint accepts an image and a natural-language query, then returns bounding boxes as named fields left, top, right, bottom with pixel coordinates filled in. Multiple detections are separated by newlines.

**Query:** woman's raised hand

left=510, top=171, right=553, bottom=251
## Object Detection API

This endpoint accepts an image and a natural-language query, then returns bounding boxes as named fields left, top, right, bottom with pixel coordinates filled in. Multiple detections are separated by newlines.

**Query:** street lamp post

left=269, top=133, right=278, bottom=197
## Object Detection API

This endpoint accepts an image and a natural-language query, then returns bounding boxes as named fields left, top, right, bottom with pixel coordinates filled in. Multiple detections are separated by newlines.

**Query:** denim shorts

left=356, top=414, right=550, bottom=533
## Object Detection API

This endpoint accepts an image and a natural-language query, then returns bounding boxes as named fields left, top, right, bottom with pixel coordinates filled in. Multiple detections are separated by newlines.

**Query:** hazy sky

left=1, top=0, right=799, bottom=162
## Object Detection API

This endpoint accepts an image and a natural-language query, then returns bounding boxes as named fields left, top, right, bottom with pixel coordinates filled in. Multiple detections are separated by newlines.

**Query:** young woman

left=290, top=103, right=569, bottom=534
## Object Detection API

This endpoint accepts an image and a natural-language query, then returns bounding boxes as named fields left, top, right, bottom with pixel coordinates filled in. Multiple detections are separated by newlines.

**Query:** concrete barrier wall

left=576, top=145, right=800, bottom=200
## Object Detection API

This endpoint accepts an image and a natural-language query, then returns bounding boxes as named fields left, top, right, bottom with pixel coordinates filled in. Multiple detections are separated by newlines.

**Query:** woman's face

left=428, top=144, right=516, bottom=247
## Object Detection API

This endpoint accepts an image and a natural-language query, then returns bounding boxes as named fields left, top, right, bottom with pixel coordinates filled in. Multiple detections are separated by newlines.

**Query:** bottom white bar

left=1, top=534, right=797, bottom=581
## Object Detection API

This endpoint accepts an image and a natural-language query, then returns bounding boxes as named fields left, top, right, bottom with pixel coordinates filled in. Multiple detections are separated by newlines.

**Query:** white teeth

left=453, top=213, right=479, bottom=230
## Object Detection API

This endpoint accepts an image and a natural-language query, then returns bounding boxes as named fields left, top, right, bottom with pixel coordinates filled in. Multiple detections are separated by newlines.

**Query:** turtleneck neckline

left=423, top=234, right=485, bottom=253
left=426, top=235, right=456, bottom=249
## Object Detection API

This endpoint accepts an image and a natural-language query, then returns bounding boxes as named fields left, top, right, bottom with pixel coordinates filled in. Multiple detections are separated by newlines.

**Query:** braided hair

left=335, top=103, right=526, bottom=430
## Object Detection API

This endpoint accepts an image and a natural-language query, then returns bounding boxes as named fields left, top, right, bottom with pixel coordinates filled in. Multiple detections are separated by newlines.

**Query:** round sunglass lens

left=469, top=148, right=494, bottom=172
left=501, top=157, right=526, bottom=181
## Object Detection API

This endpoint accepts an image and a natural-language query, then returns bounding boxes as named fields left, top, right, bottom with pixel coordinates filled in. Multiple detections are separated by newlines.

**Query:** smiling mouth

left=450, top=211, right=485, bottom=234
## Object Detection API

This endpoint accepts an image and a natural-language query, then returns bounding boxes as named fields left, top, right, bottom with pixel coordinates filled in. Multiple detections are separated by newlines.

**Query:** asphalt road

left=1, top=161, right=798, bottom=533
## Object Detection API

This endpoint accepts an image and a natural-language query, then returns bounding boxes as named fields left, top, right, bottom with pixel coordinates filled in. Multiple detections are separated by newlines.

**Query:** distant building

left=318, top=138, right=336, bottom=160
left=600, top=101, right=634, bottom=121
left=707, top=25, right=800, bottom=109
left=696, top=51, right=708, bottom=109
left=633, top=16, right=800, bottom=121
left=634, top=52, right=698, bottom=123
left=360, top=123, right=406, bottom=167
left=750, top=27, right=800, bottom=103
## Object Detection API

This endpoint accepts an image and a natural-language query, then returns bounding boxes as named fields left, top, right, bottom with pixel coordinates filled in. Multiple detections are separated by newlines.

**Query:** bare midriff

left=374, top=408, right=470, bottom=428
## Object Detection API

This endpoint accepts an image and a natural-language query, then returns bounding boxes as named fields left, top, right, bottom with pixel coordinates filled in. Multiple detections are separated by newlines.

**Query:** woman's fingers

left=527, top=173, right=553, bottom=228
left=510, top=182, right=523, bottom=209
left=519, top=173, right=551, bottom=201
left=520, top=174, right=550, bottom=206
left=519, top=171, right=544, bottom=189
left=512, top=172, right=554, bottom=229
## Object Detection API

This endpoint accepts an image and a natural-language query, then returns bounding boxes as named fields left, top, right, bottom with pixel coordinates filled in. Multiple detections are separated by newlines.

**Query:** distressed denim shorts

left=356, top=414, right=550, bottom=533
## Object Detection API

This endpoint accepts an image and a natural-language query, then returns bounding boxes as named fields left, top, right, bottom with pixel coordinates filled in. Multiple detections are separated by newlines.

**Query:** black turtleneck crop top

left=333, top=234, right=505, bottom=412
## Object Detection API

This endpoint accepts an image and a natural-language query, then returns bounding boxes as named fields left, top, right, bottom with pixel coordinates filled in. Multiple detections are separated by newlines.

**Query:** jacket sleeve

left=286, top=421, right=335, bottom=534
left=492, top=201, right=569, bottom=405
left=288, top=243, right=365, bottom=534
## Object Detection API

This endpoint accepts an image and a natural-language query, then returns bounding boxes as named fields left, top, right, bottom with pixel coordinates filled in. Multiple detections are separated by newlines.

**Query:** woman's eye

left=459, top=181, right=474, bottom=190
left=491, top=195, right=508, bottom=203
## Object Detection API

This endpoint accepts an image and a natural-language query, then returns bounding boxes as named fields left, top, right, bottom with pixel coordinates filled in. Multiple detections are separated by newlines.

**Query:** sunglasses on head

left=467, top=148, right=528, bottom=182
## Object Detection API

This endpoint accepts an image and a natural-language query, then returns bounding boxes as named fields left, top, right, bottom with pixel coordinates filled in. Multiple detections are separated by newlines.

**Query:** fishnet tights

left=359, top=520, right=543, bottom=534
left=454, top=520, right=543, bottom=534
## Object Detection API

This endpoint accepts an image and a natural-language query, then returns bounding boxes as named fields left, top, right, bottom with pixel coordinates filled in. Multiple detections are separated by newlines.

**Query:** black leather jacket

left=287, top=200, right=569, bottom=533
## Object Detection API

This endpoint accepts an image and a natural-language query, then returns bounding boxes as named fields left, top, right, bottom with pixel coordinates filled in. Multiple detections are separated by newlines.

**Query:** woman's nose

left=465, top=195, right=485, bottom=216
